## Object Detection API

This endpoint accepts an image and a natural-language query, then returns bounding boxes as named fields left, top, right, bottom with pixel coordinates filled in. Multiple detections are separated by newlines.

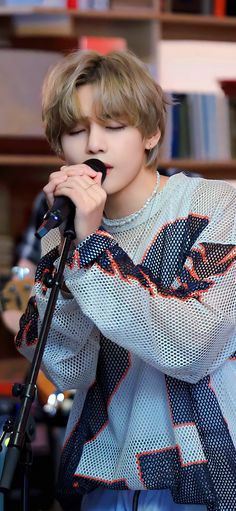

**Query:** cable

left=132, top=490, right=141, bottom=511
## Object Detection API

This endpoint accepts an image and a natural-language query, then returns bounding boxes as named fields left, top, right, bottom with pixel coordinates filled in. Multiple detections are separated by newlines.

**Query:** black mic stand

left=0, top=214, right=75, bottom=510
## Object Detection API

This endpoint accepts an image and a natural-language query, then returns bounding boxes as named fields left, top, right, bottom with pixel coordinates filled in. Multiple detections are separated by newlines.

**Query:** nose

left=86, top=124, right=106, bottom=154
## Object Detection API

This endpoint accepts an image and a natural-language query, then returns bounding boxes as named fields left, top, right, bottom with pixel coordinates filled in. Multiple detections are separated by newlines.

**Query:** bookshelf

left=0, top=1, right=236, bottom=256
left=0, top=5, right=236, bottom=178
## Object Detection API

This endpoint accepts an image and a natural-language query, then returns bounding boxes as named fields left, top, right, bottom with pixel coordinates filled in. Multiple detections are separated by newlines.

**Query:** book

left=9, top=35, right=81, bottom=53
left=201, top=0, right=214, bottom=14
left=79, top=35, right=127, bottom=53
left=215, top=95, right=231, bottom=159
left=162, top=0, right=214, bottom=13
left=226, top=0, right=236, bottom=16
left=9, top=34, right=127, bottom=55
left=170, top=0, right=205, bottom=13
left=92, top=0, right=110, bottom=9
left=214, top=0, right=226, bottom=16
left=219, top=79, right=236, bottom=96
left=187, top=94, right=206, bottom=159
left=159, top=92, right=173, bottom=160
left=66, top=0, right=78, bottom=8
left=13, top=13, right=72, bottom=36
left=218, top=79, right=236, bottom=158
left=178, top=94, right=190, bottom=158
left=170, top=97, right=181, bottom=158
left=229, top=97, right=236, bottom=157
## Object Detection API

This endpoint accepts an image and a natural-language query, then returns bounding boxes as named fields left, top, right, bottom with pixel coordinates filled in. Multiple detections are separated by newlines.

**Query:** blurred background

left=0, top=0, right=236, bottom=509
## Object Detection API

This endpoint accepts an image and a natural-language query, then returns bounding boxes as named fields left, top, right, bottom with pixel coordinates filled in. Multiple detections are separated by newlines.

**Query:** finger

left=42, top=187, right=54, bottom=209
left=62, top=163, right=98, bottom=180
left=44, top=175, right=67, bottom=201
left=54, top=178, right=104, bottom=205
left=63, top=173, right=101, bottom=191
left=49, top=169, right=67, bottom=181
left=86, top=183, right=107, bottom=203
left=43, top=179, right=66, bottom=204
left=93, top=172, right=103, bottom=185
left=53, top=173, right=105, bottom=201
left=43, top=173, right=68, bottom=207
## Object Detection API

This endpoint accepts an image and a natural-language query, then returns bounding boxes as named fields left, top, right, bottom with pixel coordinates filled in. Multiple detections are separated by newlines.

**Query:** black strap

left=132, top=490, right=141, bottom=511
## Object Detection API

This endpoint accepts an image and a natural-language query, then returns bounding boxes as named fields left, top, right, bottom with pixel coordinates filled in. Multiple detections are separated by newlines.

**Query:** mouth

left=104, top=164, right=113, bottom=176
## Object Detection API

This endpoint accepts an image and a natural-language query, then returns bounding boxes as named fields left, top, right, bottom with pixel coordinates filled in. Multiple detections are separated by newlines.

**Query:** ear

left=145, top=129, right=161, bottom=151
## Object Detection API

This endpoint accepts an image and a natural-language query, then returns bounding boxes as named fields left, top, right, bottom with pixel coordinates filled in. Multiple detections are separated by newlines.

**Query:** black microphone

left=35, top=158, right=107, bottom=239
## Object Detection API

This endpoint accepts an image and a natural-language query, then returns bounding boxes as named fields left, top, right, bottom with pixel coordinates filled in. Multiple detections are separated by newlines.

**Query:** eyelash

left=69, top=129, right=85, bottom=136
left=106, top=126, right=125, bottom=130
left=69, top=125, right=125, bottom=136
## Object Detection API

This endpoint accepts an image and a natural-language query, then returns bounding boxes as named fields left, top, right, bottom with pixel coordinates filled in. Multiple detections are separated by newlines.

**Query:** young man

left=16, top=50, right=236, bottom=511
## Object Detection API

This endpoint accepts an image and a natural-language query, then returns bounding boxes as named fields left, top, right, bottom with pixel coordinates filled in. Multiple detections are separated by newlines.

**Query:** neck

left=104, top=167, right=158, bottom=220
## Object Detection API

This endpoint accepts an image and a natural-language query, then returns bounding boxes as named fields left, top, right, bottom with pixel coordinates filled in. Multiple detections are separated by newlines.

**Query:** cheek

left=61, top=136, right=70, bottom=157
left=61, top=137, right=83, bottom=162
left=126, top=131, right=146, bottom=153
left=124, top=137, right=146, bottom=164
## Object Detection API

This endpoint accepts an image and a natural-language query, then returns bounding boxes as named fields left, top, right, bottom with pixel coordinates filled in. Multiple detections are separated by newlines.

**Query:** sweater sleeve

left=15, top=245, right=100, bottom=391
left=61, top=181, right=236, bottom=384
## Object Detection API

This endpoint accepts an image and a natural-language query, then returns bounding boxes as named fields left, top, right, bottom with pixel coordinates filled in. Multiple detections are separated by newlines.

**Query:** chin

left=102, top=182, right=114, bottom=195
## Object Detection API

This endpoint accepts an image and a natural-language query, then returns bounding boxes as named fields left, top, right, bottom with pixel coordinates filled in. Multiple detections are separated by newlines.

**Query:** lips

left=104, top=164, right=113, bottom=176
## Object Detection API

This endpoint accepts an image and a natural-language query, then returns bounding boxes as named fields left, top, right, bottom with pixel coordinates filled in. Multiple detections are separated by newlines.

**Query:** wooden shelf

left=159, top=159, right=236, bottom=179
left=0, top=154, right=235, bottom=167
left=159, top=12, right=236, bottom=40
left=159, top=159, right=236, bottom=170
left=0, top=154, right=61, bottom=167
left=159, top=13, right=236, bottom=27
left=0, top=7, right=157, bottom=19
left=0, top=154, right=235, bottom=178
left=1, top=9, right=235, bottom=44
left=0, top=8, right=236, bottom=26
left=1, top=9, right=236, bottom=51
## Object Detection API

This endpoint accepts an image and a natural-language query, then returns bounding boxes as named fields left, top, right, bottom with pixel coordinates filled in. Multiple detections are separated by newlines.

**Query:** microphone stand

left=0, top=215, right=75, bottom=510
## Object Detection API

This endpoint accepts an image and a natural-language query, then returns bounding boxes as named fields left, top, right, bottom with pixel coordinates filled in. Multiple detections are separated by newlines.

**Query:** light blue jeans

left=81, top=488, right=208, bottom=511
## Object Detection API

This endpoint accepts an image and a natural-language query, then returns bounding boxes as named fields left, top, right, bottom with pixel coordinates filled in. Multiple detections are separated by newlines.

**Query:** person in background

left=16, top=49, right=236, bottom=511
left=15, top=191, right=48, bottom=273
left=1, top=191, right=47, bottom=335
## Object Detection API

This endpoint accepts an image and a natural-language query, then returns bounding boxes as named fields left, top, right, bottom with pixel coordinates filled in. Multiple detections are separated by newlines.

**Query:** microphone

left=35, top=158, right=107, bottom=239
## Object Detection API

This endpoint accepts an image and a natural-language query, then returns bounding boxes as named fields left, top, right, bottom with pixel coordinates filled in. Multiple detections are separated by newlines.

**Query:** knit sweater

left=16, top=173, right=236, bottom=511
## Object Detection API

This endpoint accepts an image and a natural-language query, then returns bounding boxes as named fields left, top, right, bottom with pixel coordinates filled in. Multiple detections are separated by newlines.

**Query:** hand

left=43, top=163, right=107, bottom=243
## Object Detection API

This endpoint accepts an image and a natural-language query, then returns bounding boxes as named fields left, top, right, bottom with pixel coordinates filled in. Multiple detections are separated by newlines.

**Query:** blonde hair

left=42, top=49, right=167, bottom=168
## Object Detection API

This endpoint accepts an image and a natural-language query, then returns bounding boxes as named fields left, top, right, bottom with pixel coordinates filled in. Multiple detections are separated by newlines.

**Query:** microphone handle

left=48, top=196, right=73, bottom=224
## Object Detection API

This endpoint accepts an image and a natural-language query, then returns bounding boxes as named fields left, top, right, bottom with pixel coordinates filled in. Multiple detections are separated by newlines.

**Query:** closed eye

left=106, top=125, right=125, bottom=130
left=68, top=129, right=86, bottom=136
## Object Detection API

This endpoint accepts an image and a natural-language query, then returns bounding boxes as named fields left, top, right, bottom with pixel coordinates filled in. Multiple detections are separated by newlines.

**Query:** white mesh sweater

left=16, top=173, right=236, bottom=511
